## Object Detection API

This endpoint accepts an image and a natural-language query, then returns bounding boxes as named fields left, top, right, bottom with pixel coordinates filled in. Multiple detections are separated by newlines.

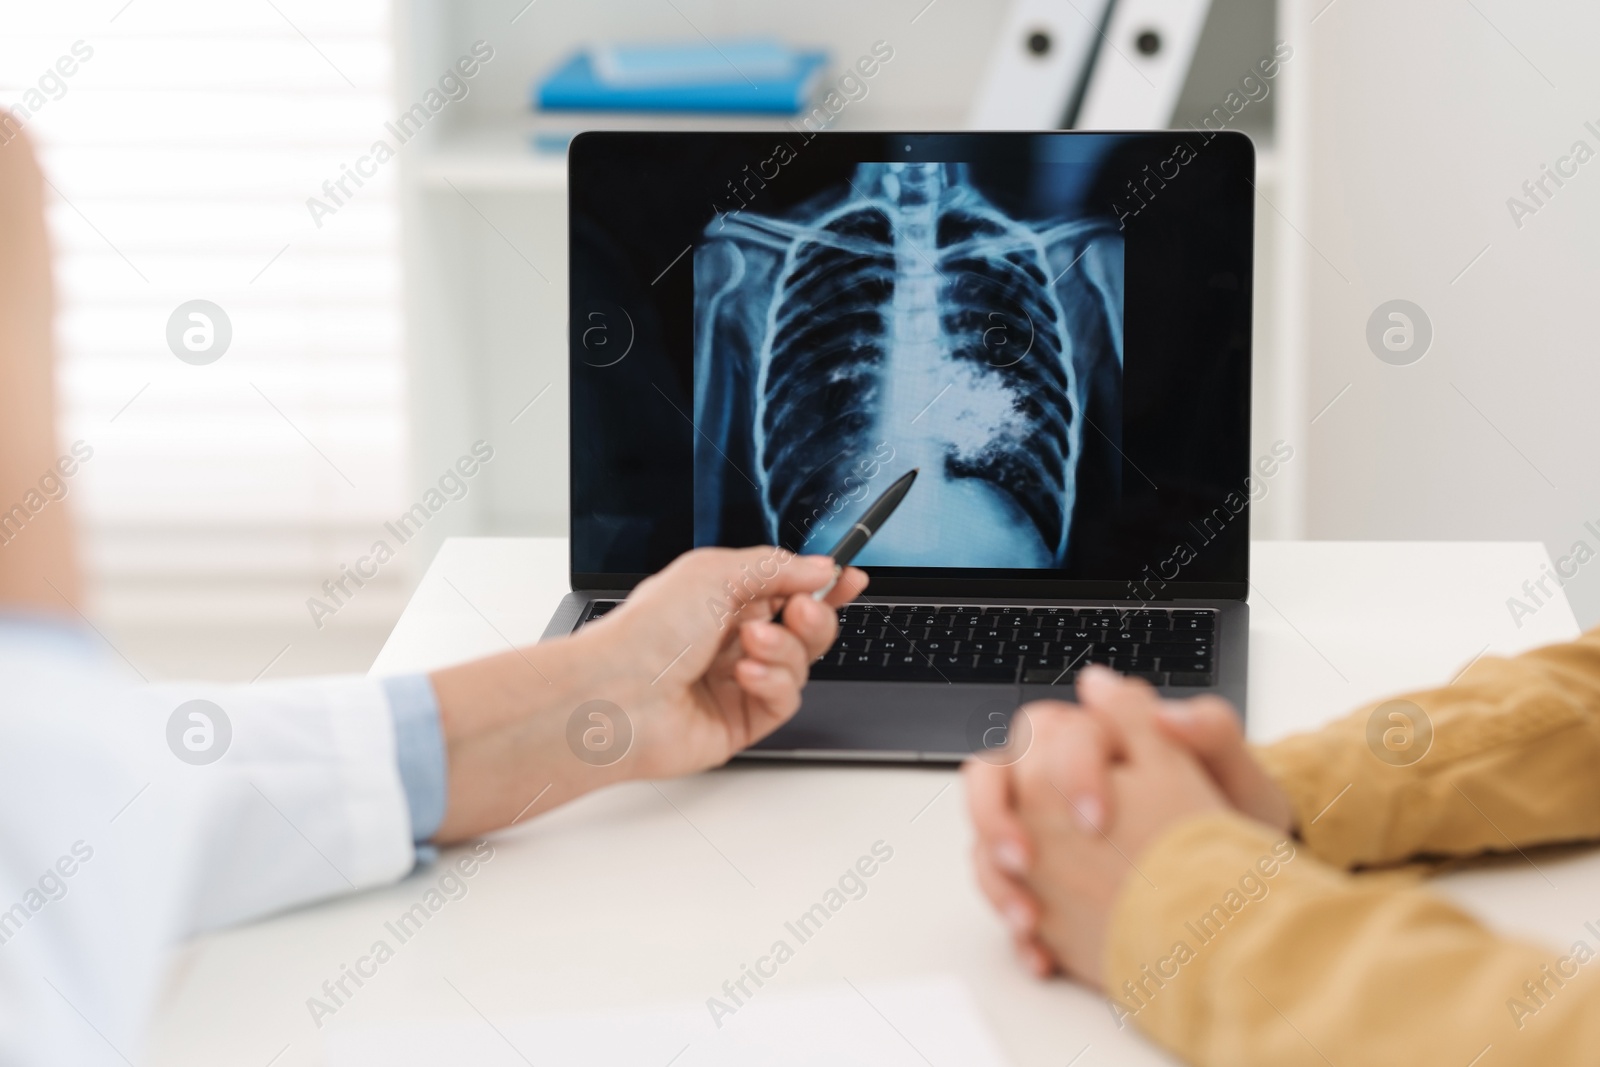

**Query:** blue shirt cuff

left=0, top=613, right=100, bottom=660
left=382, top=673, right=448, bottom=860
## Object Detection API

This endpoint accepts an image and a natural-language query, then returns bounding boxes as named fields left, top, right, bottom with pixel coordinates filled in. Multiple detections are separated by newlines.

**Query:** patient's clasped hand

left=968, top=654, right=1600, bottom=1065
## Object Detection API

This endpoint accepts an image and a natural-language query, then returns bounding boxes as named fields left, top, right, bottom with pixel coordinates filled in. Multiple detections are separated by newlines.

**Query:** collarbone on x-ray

left=694, top=160, right=1123, bottom=568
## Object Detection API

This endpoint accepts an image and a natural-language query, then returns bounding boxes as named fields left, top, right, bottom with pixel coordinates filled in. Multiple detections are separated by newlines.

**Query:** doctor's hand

left=428, top=546, right=865, bottom=843
left=578, top=546, right=868, bottom=779
left=965, top=668, right=1290, bottom=978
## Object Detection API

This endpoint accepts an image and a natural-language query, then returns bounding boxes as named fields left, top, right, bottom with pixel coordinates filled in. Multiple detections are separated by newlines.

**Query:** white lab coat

left=0, top=625, right=415, bottom=1065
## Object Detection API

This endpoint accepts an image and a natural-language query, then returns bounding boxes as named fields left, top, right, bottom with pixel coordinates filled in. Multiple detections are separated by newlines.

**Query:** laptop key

left=1161, top=632, right=1212, bottom=646
left=1172, top=616, right=1216, bottom=631
left=1152, top=643, right=1209, bottom=659
left=965, top=640, right=1006, bottom=655
left=973, top=655, right=1021, bottom=682
left=919, top=655, right=988, bottom=682
left=1153, top=654, right=1212, bottom=669
left=928, top=654, right=979, bottom=679
left=881, top=653, right=944, bottom=681
left=834, top=637, right=873, bottom=652
left=1167, top=671, right=1215, bottom=687
left=1147, top=643, right=1211, bottom=661
left=809, top=652, right=886, bottom=680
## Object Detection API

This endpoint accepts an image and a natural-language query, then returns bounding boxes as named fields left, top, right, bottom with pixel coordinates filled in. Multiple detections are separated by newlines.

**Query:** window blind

left=4, top=0, right=406, bottom=628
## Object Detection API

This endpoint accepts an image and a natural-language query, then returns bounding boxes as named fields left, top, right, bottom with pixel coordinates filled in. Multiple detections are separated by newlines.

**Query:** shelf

left=415, top=123, right=566, bottom=191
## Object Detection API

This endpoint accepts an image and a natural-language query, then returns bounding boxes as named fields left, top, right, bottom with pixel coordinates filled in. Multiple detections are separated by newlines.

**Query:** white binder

left=968, top=0, right=1212, bottom=130
left=1074, top=0, right=1213, bottom=129
left=967, top=0, right=1114, bottom=129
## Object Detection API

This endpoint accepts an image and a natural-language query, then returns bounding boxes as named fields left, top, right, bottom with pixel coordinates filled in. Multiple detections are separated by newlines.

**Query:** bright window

left=4, top=1, right=404, bottom=630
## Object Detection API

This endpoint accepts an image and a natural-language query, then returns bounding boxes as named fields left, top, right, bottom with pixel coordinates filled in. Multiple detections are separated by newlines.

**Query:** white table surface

left=149, top=540, right=1595, bottom=1067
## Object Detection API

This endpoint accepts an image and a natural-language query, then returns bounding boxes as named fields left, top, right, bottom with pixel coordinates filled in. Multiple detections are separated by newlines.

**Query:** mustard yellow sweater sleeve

left=1102, top=629, right=1600, bottom=1064
left=1106, top=812, right=1600, bottom=1066
left=1254, top=627, right=1600, bottom=868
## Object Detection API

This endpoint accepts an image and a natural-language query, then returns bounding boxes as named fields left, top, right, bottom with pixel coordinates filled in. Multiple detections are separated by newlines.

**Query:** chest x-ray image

left=693, top=160, right=1124, bottom=569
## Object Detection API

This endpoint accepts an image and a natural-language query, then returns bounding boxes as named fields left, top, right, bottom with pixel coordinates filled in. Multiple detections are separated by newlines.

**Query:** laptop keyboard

left=578, top=601, right=1216, bottom=688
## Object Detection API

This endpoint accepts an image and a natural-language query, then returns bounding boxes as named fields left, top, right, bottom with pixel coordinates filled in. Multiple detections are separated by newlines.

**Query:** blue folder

left=535, top=49, right=829, bottom=115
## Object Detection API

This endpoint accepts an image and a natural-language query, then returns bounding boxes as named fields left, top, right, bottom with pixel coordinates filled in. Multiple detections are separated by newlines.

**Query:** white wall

left=1293, top=0, right=1600, bottom=624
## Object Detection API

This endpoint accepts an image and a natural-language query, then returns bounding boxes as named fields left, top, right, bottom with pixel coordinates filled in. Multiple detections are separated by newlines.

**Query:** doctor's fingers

left=737, top=618, right=814, bottom=683
left=774, top=589, right=845, bottom=661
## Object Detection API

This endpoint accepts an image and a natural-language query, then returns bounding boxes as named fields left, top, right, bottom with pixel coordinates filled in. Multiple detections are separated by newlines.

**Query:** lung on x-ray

left=692, top=161, right=1123, bottom=569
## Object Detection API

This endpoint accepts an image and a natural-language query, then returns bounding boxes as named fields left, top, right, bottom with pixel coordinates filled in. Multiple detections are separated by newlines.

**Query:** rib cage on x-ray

left=693, top=161, right=1123, bottom=566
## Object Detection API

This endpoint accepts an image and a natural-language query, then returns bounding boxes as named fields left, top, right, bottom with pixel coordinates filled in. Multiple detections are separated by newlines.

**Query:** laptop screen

left=569, top=132, right=1256, bottom=598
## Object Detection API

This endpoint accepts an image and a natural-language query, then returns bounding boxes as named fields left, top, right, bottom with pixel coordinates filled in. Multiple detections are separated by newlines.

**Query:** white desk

left=149, top=541, right=1592, bottom=1067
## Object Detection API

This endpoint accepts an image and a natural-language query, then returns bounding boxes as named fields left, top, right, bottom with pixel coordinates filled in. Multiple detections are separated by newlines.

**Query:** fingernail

left=1073, top=794, right=1104, bottom=833
left=994, top=840, right=1027, bottom=875
left=1003, top=902, right=1032, bottom=934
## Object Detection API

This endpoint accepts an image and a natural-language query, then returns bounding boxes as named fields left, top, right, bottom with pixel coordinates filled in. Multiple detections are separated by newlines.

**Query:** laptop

left=544, top=130, right=1256, bottom=762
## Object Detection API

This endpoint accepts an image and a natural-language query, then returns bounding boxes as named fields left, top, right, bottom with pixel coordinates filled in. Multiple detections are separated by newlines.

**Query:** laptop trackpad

left=747, top=681, right=1030, bottom=761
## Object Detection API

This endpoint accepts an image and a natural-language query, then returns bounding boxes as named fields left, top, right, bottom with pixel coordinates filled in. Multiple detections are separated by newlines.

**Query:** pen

left=807, top=466, right=919, bottom=602
left=766, top=468, right=918, bottom=624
